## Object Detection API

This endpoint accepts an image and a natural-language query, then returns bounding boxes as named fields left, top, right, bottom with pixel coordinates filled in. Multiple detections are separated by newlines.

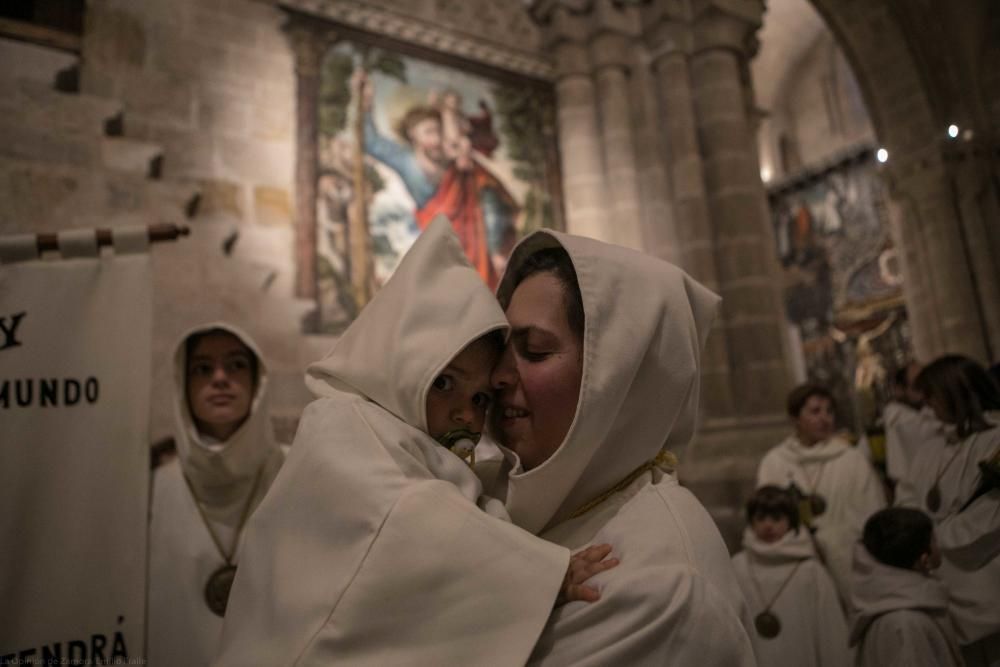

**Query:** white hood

left=306, top=215, right=508, bottom=433
left=498, top=230, right=720, bottom=534
left=740, top=526, right=817, bottom=564
left=171, top=321, right=279, bottom=507
left=849, top=542, right=949, bottom=646
left=775, top=434, right=853, bottom=464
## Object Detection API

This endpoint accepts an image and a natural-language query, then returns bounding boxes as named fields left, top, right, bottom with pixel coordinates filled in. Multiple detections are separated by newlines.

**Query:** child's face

left=751, top=513, right=791, bottom=544
left=426, top=337, right=499, bottom=441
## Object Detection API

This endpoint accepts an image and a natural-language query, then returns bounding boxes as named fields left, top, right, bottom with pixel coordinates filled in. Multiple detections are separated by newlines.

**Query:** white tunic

left=883, top=402, right=947, bottom=485
left=894, top=415, right=1000, bottom=647
left=850, top=543, right=964, bottom=667
left=489, top=230, right=756, bottom=665
left=757, top=436, right=886, bottom=605
left=215, top=217, right=569, bottom=666
left=732, top=528, right=849, bottom=667
left=147, top=323, right=284, bottom=667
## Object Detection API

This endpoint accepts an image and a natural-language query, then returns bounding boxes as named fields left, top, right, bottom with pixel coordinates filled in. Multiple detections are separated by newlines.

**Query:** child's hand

left=556, top=543, right=619, bottom=607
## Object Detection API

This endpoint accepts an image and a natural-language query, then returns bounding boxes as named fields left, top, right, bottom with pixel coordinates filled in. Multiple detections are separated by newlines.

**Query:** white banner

left=0, top=251, right=152, bottom=665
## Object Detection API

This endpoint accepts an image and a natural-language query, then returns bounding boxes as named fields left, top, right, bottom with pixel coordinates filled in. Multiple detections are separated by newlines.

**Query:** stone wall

left=759, top=31, right=875, bottom=180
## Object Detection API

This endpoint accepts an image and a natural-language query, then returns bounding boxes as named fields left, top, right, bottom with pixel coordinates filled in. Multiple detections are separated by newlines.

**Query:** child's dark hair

left=501, top=246, right=584, bottom=341
left=862, top=507, right=934, bottom=570
left=475, top=328, right=506, bottom=354
left=915, top=355, right=1000, bottom=438
left=746, top=485, right=800, bottom=532
left=786, top=383, right=836, bottom=418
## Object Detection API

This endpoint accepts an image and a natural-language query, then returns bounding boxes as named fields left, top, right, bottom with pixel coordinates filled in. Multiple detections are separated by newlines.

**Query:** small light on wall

left=876, top=148, right=889, bottom=163
left=760, top=166, right=772, bottom=183
left=948, top=124, right=960, bottom=139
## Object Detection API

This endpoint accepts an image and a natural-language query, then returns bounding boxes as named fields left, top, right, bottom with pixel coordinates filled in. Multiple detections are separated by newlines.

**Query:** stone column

left=551, top=40, right=611, bottom=241
left=888, top=153, right=993, bottom=362
left=690, top=5, right=791, bottom=416
left=590, top=31, right=643, bottom=250
left=285, top=22, right=327, bottom=300
left=645, top=17, right=734, bottom=419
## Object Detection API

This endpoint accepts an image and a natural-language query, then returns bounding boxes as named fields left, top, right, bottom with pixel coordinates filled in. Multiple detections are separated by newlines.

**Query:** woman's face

left=490, top=273, right=583, bottom=471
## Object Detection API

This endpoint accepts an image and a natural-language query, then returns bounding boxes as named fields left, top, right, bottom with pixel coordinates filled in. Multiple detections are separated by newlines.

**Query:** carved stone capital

left=643, top=17, right=694, bottom=61
left=552, top=40, right=592, bottom=78
left=691, top=0, right=763, bottom=56
left=589, top=30, right=633, bottom=70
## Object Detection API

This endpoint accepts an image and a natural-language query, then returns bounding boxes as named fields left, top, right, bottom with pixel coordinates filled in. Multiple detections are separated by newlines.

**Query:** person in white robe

left=214, top=217, right=601, bottom=667
left=757, top=384, right=886, bottom=605
left=147, top=322, right=285, bottom=667
left=899, top=355, right=1000, bottom=667
left=850, top=508, right=964, bottom=667
left=732, top=485, right=849, bottom=667
left=884, top=363, right=948, bottom=489
left=485, top=230, right=756, bottom=666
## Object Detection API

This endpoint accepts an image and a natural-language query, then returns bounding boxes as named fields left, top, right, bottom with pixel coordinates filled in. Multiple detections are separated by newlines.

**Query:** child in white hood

left=850, top=507, right=964, bottom=667
left=148, top=323, right=285, bottom=667
left=732, top=485, right=849, bottom=667
left=758, top=383, right=887, bottom=606
left=215, top=217, right=614, bottom=667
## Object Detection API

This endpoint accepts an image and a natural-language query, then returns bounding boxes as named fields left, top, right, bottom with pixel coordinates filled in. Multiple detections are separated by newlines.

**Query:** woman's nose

left=490, top=345, right=517, bottom=389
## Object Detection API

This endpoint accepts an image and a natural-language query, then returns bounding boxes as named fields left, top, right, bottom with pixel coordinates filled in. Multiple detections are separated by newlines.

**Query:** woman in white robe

left=900, top=355, right=1000, bottom=667
left=757, top=386, right=886, bottom=605
left=147, top=323, right=285, bottom=666
left=214, top=217, right=572, bottom=666
left=485, top=230, right=756, bottom=666
left=731, top=490, right=849, bottom=667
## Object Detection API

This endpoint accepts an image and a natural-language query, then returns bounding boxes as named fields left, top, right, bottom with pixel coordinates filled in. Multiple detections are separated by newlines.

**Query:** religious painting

left=768, top=155, right=910, bottom=434
left=307, top=34, right=561, bottom=334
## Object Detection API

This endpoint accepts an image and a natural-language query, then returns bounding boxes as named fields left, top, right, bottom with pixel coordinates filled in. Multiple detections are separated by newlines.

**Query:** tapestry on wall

left=307, top=36, right=561, bottom=333
left=769, top=154, right=910, bottom=434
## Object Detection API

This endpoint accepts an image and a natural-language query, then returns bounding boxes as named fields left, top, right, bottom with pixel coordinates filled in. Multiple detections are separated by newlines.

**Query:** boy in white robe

left=148, top=323, right=285, bottom=667
left=732, top=486, right=849, bottom=667
left=758, top=384, right=886, bottom=606
left=215, top=217, right=612, bottom=667
left=850, top=507, right=964, bottom=667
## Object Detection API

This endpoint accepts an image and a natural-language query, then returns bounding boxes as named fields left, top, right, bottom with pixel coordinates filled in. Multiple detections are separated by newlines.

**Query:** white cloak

left=732, top=528, right=849, bottom=667
left=147, top=323, right=284, bottom=667
left=487, top=230, right=756, bottom=666
left=883, top=402, right=947, bottom=485
left=215, top=217, right=570, bottom=666
left=757, top=436, right=886, bottom=605
left=893, top=414, right=1000, bottom=647
left=850, top=543, right=964, bottom=667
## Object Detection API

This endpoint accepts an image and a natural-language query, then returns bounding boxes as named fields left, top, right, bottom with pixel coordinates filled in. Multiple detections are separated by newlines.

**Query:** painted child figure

left=216, top=216, right=615, bottom=667
left=732, top=485, right=850, bottom=667
left=850, top=508, right=965, bottom=667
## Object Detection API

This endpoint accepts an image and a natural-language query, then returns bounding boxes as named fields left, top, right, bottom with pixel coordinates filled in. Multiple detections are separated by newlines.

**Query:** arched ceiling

left=752, top=0, right=827, bottom=111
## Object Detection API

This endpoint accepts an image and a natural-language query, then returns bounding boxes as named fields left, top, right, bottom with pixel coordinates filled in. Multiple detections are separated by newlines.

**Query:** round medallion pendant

left=755, top=610, right=782, bottom=639
left=926, top=485, right=942, bottom=513
left=809, top=493, right=827, bottom=517
left=205, top=564, right=238, bottom=617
